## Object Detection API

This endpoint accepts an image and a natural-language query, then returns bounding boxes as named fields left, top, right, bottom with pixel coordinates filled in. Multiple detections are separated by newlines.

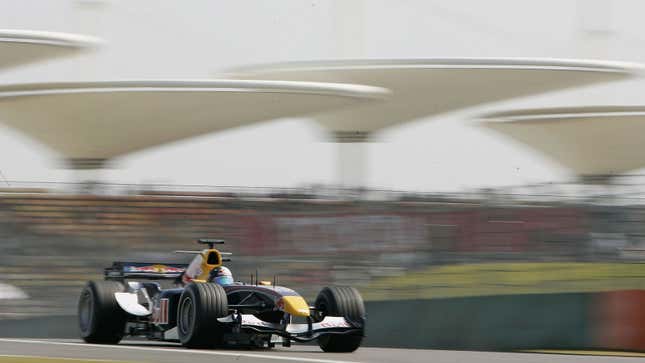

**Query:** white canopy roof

left=0, top=80, right=387, bottom=160
left=481, top=106, right=645, bottom=176
left=231, top=58, right=640, bottom=132
left=0, top=29, right=99, bottom=72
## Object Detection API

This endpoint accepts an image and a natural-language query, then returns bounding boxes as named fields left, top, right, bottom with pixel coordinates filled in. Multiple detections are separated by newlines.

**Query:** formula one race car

left=77, top=239, right=365, bottom=352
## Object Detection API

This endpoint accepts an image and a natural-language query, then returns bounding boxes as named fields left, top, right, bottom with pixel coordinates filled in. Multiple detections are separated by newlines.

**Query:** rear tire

left=177, top=283, right=228, bottom=348
left=315, top=286, right=365, bottom=352
left=78, top=280, right=127, bottom=344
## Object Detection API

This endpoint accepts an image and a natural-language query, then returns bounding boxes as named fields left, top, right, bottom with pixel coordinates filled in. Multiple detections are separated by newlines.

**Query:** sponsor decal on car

left=241, top=314, right=275, bottom=328
left=124, top=264, right=185, bottom=274
left=316, top=318, right=351, bottom=329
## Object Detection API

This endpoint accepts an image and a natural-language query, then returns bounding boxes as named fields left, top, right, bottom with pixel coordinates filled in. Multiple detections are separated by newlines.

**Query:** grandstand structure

left=478, top=106, right=645, bottom=208
left=0, top=29, right=389, bottom=186
left=0, top=29, right=98, bottom=72
left=481, top=106, right=645, bottom=178
left=0, top=31, right=642, bottom=189
left=0, top=80, right=387, bottom=172
left=230, top=58, right=640, bottom=186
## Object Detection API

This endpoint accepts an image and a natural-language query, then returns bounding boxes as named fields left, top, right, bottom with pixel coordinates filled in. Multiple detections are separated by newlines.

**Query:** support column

left=333, top=131, right=370, bottom=188
left=74, top=0, right=108, bottom=78
left=578, top=174, right=626, bottom=261
left=332, top=0, right=365, bottom=58
left=63, top=158, right=109, bottom=194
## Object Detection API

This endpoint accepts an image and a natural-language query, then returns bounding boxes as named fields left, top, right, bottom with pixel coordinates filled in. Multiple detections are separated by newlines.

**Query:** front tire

left=177, top=283, right=228, bottom=348
left=78, top=280, right=127, bottom=344
left=315, top=286, right=365, bottom=352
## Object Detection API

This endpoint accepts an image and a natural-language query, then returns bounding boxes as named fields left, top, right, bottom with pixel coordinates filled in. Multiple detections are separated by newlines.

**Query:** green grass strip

left=362, top=262, right=645, bottom=300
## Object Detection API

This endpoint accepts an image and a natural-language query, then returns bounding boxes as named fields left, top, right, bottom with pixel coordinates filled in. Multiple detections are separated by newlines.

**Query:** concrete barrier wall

left=5, top=291, right=645, bottom=352
left=0, top=293, right=593, bottom=350
left=364, top=293, right=592, bottom=350
left=0, top=315, right=77, bottom=338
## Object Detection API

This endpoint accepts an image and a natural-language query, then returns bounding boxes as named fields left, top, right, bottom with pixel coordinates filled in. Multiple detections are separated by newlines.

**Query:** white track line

left=0, top=354, right=121, bottom=362
left=0, top=338, right=361, bottom=363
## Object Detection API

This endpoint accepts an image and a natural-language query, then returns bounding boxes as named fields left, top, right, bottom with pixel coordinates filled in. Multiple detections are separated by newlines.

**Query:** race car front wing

left=217, top=314, right=363, bottom=342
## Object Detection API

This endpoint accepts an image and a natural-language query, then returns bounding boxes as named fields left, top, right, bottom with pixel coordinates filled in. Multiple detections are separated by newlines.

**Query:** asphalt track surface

left=3, top=339, right=645, bottom=363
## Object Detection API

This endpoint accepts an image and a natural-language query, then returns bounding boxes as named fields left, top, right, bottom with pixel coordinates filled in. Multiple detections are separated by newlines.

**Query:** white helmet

left=212, top=266, right=234, bottom=285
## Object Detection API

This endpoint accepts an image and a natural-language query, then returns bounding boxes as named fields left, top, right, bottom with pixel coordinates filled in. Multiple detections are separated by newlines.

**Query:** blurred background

left=2, top=0, right=645, bottom=352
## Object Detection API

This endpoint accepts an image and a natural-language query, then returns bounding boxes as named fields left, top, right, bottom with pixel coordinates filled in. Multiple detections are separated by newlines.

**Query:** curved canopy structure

left=0, top=80, right=387, bottom=161
left=0, top=29, right=99, bottom=72
left=481, top=106, right=645, bottom=176
left=231, top=58, right=640, bottom=132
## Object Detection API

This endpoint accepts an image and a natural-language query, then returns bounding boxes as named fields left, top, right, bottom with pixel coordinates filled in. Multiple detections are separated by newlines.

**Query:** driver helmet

left=212, top=266, right=234, bottom=285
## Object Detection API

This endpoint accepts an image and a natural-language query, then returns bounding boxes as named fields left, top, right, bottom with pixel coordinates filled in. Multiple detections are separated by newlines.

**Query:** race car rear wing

left=104, top=261, right=188, bottom=281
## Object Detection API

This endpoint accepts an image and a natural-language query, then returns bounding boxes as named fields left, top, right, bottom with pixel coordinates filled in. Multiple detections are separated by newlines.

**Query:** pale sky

left=1, top=0, right=645, bottom=192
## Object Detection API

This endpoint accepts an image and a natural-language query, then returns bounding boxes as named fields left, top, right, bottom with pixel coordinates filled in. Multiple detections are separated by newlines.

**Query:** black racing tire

left=78, top=280, right=127, bottom=344
left=314, top=286, right=365, bottom=353
left=177, top=283, right=229, bottom=348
